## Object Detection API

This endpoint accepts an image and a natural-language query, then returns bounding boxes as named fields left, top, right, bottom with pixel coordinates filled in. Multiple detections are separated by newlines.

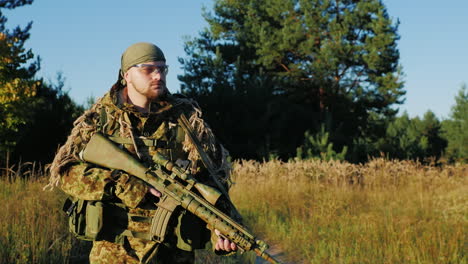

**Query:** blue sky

left=4, top=0, right=467, bottom=119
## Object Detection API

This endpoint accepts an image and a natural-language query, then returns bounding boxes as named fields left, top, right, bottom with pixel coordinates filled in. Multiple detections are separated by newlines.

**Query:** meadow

left=1, top=158, right=466, bottom=264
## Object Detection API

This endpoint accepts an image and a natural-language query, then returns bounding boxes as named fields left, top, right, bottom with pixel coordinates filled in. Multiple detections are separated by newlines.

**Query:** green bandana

left=120, top=42, right=166, bottom=75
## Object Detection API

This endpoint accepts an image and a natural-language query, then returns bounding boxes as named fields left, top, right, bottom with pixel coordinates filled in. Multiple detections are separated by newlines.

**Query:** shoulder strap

left=177, top=113, right=242, bottom=220
left=177, top=114, right=220, bottom=186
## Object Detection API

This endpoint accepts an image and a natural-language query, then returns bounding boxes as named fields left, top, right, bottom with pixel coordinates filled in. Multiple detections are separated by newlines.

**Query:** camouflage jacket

left=49, top=87, right=233, bottom=253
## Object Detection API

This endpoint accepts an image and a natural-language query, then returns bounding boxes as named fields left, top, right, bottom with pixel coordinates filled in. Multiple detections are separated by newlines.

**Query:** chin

left=148, top=88, right=167, bottom=101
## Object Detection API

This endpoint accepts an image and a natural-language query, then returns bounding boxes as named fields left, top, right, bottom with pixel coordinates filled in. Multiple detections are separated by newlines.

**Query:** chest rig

left=64, top=95, right=211, bottom=247
left=102, top=98, right=193, bottom=239
left=98, top=99, right=187, bottom=165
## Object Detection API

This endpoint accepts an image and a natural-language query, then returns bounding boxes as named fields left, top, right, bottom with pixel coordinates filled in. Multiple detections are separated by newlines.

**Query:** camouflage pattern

left=89, top=240, right=145, bottom=264
left=49, top=85, right=234, bottom=263
left=89, top=240, right=195, bottom=264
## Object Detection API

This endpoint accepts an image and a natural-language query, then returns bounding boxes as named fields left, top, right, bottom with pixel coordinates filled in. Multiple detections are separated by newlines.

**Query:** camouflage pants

left=89, top=239, right=194, bottom=264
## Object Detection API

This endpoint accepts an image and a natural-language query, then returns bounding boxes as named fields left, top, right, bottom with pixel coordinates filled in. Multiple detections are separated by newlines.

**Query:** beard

left=140, top=81, right=168, bottom=101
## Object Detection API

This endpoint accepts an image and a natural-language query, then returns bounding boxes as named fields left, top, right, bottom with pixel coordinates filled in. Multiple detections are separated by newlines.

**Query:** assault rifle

left=82, top=133, right=282, bottom=264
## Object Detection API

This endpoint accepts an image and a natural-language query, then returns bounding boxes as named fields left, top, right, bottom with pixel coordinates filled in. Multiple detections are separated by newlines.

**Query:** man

left=48, top=42, right=238, bottom=263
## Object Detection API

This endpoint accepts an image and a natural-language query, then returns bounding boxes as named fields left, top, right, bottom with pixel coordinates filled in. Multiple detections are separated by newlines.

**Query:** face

left=124, top=61, right=168, bottom=101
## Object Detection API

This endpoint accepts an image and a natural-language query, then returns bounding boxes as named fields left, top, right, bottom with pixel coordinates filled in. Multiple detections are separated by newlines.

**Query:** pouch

left=63, top=198, right=104, bottom=241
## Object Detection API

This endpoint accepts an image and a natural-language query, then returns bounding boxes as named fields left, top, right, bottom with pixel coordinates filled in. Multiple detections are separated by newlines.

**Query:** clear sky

left=4, top=0, right=467, bottom=119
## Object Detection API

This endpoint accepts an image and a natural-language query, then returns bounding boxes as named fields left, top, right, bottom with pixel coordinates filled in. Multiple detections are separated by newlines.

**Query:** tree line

left=177, top=0, right=467, bottom=163
left=1, top=0, right=466, bottom=167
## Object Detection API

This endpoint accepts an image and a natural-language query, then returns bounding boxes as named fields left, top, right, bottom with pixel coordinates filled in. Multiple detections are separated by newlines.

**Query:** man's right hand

left=149, top=187, right=162, bottom=197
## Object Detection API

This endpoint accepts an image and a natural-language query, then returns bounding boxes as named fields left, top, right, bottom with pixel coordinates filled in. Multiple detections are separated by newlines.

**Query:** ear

left=124, top=70, right=131, bottom=84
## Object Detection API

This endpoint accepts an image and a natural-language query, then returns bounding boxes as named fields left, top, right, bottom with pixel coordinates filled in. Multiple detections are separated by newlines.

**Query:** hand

left=214, top=229, right=237, bottom=252
left=149, top=187, right=162, bottom=197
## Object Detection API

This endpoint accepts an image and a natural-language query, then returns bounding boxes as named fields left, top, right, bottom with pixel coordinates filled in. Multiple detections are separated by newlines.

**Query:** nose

left=150, top=71, right=162, bottom=80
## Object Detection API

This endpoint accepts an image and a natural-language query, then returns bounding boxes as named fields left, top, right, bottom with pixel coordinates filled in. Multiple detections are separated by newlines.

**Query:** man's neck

left=122, top=86, right=150, bottom=113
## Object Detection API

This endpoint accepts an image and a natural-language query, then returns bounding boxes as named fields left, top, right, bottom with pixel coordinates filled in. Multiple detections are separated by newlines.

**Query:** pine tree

left=419, top=111, right=447, bottom=159
left=381, top=111, right=446, bottom=160
left=442, top=84, right=468, bottom=162
left=296, top=125, right=347, bottom=161
left=179, top=0, right=404, bottom=161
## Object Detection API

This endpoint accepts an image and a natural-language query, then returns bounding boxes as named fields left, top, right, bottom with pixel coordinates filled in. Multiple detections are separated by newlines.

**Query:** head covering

left=120, top=42, right=166, bottom=74
left=119, top=42, right=166, bottom=86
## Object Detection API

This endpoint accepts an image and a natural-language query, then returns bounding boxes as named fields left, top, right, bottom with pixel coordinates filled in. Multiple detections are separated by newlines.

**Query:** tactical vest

left=63, top=94, right=211, bottom=250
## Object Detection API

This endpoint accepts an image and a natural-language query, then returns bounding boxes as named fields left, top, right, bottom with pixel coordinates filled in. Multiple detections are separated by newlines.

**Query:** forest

left=1, top=0, right=467, bottom=167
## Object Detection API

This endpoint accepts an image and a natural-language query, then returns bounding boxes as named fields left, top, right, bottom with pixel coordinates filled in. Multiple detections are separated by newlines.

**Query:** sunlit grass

left=1, top=158, right=466, bottom=263
left=0, top=163, right=91, bottom=264
left=229, top=158, right=467, bottom=264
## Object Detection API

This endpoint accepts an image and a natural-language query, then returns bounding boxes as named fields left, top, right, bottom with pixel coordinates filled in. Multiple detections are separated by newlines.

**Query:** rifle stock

left=82, top=133, right=283, bottom=264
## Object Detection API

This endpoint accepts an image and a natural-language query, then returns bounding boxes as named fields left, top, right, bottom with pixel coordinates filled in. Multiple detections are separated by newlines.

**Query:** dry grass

left=0, top=163, right=91, bottom=264
left=229, top=158, right=467, bottom=264
left=1, top=158, right=466, bottom=263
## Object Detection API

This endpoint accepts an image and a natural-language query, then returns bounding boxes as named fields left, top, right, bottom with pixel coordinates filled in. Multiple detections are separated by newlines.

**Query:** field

left=1, top=159, right=466, bottom=264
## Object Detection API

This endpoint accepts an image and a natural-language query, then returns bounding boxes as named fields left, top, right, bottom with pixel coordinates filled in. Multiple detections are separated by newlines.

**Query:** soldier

left=47, top=42, right=238, bottom=264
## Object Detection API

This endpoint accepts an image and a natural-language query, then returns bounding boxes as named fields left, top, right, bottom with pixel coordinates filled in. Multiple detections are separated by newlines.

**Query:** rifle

left=82, top=133, right=282, bottom=264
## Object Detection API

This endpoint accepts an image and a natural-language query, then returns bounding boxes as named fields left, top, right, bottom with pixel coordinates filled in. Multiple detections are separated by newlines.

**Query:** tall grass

left=0, top=163, right=90, bottom=264
left=1, top=159, right=466, bottom=263
left=229, top=158, right=467, bottom=264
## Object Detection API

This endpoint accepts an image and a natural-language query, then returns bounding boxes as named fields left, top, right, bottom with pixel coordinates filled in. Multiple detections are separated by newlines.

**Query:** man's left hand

left=214, top=229, right=237, bottom=252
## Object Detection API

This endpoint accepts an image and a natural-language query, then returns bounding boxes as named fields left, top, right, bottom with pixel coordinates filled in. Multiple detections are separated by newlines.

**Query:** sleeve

left=60, top=163, right=148, bottom=208
left=51, top=102, right=148, bottom=208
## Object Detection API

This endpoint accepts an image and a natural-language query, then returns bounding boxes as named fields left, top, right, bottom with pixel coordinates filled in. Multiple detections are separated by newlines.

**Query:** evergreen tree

left=0, top=0, right=39, bottom=161
left=381, top=112, right=423, bottom=159
left=381, top=111, right=446, bottom=160
left=419, top=111, right=447, bottom=159
left=296, top=125, right=347, bottom=161
left=442, top=84, right=468, bottom=162
left=179, top=0, right=404, bottom=161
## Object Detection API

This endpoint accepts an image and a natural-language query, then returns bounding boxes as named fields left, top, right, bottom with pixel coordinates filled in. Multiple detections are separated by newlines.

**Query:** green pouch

left=85, top=201, right=104, bottom=239
left=63, top=198, right=104, bottom=241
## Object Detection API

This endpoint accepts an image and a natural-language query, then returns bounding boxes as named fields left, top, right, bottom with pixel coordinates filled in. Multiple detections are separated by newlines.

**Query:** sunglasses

left=132, top=64, right=169, bottom=75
